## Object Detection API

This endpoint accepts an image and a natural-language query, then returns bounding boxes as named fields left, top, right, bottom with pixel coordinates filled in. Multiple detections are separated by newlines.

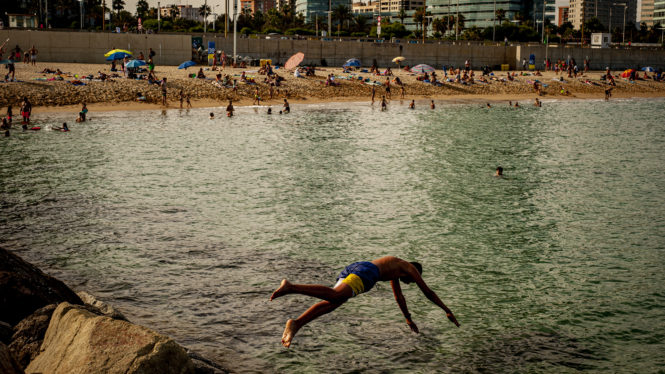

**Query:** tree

left=136, top=0, right=149, bottom=18
left=199, top=4, right=211, bottom=20
left=169, top=4, right=179, bottom=19
left=332, top=4, right=351, bottom=30
left=353, top=14, right=370, bottom=34
left=583, top=17, right=605, bottom=33
left=432, top=17, right=447, bottom=37
left=397, top=9, right=407, bottom=24
left=112, top=0, right=124, bottom=15
left=413, top=7, right=431, bottom=38
left=495, top=8, right=506, bottom=24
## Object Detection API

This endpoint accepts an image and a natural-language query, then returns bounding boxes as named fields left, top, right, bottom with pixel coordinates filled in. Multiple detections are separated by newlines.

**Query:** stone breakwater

left=2, top=62, right=665, bottom=110
left=0, top=247, right=228, bottom=374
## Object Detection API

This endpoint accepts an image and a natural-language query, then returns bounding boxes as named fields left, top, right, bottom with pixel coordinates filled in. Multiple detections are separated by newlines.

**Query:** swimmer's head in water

left=210, top=112, right=214, bottom=118
left=400, top=262, right=423, bottom=284
left=496, top=166, right=503, bottom=175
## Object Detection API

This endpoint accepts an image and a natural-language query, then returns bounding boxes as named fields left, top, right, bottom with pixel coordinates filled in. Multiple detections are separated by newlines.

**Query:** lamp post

left=79, top=0, right=83, bottom=30
left=660, top=25, right=665, bottom=45
left=158, top=1, right=161, bottom=33
left=455, top=0, right=459, bottom=40
left=542, top=0, right=546, bottom=43
left=492, top=0, right=496, bottom=42
left=328, top=0, right=332, bottom=36
left=203, top=0, right=207, bottom=34
left=233, top=0, right=237, bottom=64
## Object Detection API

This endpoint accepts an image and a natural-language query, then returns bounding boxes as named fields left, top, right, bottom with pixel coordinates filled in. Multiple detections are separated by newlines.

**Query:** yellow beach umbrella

left=393, top=56, right=406, bottom=68
left=104, top=49, right=133, bottom=57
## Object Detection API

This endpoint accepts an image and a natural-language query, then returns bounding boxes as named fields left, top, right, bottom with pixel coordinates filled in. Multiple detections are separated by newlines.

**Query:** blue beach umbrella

left=411, top=64, right=435, bottom=74
left=105, top=51, right=132, bottom=61
left=125, top=59, right=146, bottom=68
left=641, top=66, right=655, bottom=72
left=343, top=58, right=361, bottom=67
left=178, top=60, right=196, bottom=69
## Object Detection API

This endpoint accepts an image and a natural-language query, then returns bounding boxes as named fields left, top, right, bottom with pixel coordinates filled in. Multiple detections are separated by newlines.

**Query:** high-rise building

left=640, top=0, right=655, bottom=25
left=557, top=5, right=570, bottom=24
left=568, top=0, right=638, bottom=31
left=654, top=0, right=665, bottom=25
left=427, top=0, right=523, bottom=29
left=159, top=5, right=202, bottom=22
left=296, top=0, right=352, bottom=23
left=241, top=0, right=278, bottom=13
left=351, top=0, right=425, bottom=16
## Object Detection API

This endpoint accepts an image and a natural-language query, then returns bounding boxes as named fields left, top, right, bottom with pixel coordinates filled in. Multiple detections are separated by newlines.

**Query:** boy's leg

left=271, top=279, right=352, bottom=302
left=281, top=300, right=344, bottom=348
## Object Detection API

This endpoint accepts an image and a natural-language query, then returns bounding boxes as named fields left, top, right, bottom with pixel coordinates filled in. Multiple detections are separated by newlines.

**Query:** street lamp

left=79, top=0, right=83, bottom=30
left=455, top=0, right=459, bottom=40
left=660, top=25, right=665, bottom=45
left=492, top=0, right=496, bottom=42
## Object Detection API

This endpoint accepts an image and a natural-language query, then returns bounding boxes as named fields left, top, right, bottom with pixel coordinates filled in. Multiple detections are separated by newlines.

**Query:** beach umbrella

left=105, top=52, right=132, bottom=61
left=641, top=66, right=655, bottom=72
left=178, top=60, right=196, bottom=69
left=284, top=52, right=305, bottom=70
left=411, top=64, right=435, bottom=74
left=104, top=49, right=133, bottom=57
left=620, top=69, right=634, bottom=78
left=125, top=59, right=146, bottom=68
left=392, top=56, right=406, bottom=68
left=343, top=58, right=361, bottom=68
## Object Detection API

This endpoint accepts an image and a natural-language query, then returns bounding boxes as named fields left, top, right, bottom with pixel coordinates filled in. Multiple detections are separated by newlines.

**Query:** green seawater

left=1, top=98, right=664, bottom=373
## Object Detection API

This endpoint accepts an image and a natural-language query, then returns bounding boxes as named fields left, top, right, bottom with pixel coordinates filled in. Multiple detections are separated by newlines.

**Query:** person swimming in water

left=495, top=166, right=503, bottom=177
left=226, top=100, right=234, bottom=117
left=270, top=255, right=460, bottom=348
left=283, top=99, right=290, bottom=114
left=430, top=100, right=435, bottom=109
left=409, top=100, right=415, bottom=109
left=267, top=107, right=272, bottom=115
left=210, top=112, right=215, bottom=119
left=380, top=96, right=387, bottom=111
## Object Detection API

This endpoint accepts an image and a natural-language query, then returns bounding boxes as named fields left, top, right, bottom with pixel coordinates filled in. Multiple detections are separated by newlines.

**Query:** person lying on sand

left=270, top=255, right=460, bottom=348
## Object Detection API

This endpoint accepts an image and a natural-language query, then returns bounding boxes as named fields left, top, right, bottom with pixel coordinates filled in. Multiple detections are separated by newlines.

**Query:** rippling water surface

left=2, top=98, right=665, bottom=373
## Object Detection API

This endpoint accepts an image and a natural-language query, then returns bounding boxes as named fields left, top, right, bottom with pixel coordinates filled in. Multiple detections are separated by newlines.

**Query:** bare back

left=371, top=256, right=418, bottom=282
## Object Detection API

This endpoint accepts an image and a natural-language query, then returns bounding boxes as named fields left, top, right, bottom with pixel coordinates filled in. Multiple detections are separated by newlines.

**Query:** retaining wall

left=2, top=30, right=665, bottom=71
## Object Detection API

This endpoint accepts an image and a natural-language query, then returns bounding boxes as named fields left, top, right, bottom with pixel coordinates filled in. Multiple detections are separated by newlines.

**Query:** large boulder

left=0, top=248, right=82, bottom=326
left=8, top=304, right=57, bottom=369
left=26, top=302, right=194, bottom=374
left=0, top=342, right=24, bottom=374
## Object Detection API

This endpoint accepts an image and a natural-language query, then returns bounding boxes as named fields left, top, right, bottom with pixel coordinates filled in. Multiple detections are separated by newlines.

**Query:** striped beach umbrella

left=104, top=49, right=133, bottom=57
left=411, top=64, right=435, bottom=74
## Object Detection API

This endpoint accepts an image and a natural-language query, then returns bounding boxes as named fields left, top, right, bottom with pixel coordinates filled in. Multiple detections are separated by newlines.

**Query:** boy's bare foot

left=281, top=319, right=298, bottom=348
left=270, top=279, right=291, bottom=301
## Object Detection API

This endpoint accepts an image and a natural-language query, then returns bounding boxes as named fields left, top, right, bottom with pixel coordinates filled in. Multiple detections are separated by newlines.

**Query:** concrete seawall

left=3, top=30, right=665, bottom=70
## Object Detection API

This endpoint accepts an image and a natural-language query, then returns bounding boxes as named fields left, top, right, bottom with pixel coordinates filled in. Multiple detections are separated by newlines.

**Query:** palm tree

left=112, top=0, right=125, bottom=15
left=136, top=0, right=149, bottom=19
left=495, top=8, right=506, bottom=24
left=397, top=9, right=407, bottom=24
left=169, top=4, right=179, bottom=19
left=199, top=4, right=211, bottom=24
left=432, top=17, right=447, bottom=37
left=332, top=4, right=351, bottom=31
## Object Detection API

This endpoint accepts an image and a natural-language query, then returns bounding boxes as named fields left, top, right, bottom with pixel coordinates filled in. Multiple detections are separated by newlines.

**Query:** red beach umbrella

left=284, top=52, right=304, bottom=70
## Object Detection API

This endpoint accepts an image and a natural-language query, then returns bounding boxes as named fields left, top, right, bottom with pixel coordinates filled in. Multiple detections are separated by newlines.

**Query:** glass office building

left=296, top=0, right=353, bottom=23
left=428, top=0, right=524, bottom=29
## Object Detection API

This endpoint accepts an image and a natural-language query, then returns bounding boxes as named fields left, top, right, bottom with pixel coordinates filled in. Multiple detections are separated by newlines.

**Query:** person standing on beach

left=179, top=90, right=184, bottom=109
left=400, top=84, right=406, bottom=99
left=226, top=100, right=234, bottom=117
left=28, top=45, right=38, bottom=66
left=7, top=57, right=15, bottom=81
left=371, top=85, right=376, bottom=104
left=160, top=78, right=167, bottom=106
left=186, top=95, right=192, bottom=108
left=20, top=97, right=31, bottom=125
left=385, top=78, right=391, bottom=99
left=380, top=96, right=387, bottom=111
left=253, top=87, right=260, bottom=105
left=270, top=255, right=460, bottom=348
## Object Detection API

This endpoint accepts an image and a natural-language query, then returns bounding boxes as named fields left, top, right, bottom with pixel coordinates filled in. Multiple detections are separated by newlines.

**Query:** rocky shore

left=0, top=247, right=228, bottom=374
left=2, top=62, right=665, bottom=111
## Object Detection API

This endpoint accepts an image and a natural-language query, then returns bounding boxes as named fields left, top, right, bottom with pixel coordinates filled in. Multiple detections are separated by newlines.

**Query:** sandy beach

left=2, top=61, right=664, bottom=114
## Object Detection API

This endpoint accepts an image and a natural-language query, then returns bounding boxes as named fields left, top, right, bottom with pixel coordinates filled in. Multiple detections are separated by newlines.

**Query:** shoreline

left=30, top=91, right=665, bottom=115
left=4, top=62, right=665, bottom=116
